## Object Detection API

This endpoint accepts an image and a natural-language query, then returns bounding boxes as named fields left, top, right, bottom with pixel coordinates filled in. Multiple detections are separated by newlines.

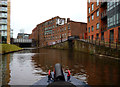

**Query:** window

left=117, top=13, right=118, bottom=24
left=117, top=0, right=119, bottom=5
left=110, top=16, right=113, bottom=26
left=107, top=2, right=116, bottom=11
left=92, top=14, right=94, bottom=20
left=89, top=8, right=90, bottom=13
left=88, top=17, right=90, bottom=22
left=96, top=34, right=99, bottom=40
left=107, top=14, right=119, bottom=27
left=97, top=10, right=99, bottom=17
left=0, top=25, right=7, bottom=30
left=88, top=27, right=90, bottom=33
left=88, top=0, right=90, bottom=3
left=92, top=35, right=94, bottom=40
left=92, top=4, right=94, bottom=11
left=107, top=18, right=110, bottom=27
left=97, top=23, right=99, bottom=29
left=114, top=15, right=115, bottom=25
left=68, top=24, right=70, bottom=30
left=91, top=26, right=94, bottom=31
left=97, top=0, right=99, bottom=6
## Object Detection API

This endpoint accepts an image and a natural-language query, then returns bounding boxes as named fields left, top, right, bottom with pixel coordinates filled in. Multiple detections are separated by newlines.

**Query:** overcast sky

left=11, top=0, right=87, bottom=38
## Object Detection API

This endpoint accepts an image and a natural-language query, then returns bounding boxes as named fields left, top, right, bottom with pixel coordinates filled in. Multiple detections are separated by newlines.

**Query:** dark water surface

left=1, top=48, right=120, bottom=86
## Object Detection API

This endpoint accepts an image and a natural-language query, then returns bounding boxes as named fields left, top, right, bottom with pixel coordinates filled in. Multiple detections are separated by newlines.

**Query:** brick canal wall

left=47, top=40, right=120, bottom=58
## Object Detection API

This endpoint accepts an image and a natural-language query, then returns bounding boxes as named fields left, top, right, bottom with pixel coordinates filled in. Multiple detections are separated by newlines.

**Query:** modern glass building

left=0, top=0, right=10, bottom=43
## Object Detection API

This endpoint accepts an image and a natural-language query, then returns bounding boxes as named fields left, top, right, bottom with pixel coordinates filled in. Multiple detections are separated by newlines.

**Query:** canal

left=1, top=48, right=120, bottom=86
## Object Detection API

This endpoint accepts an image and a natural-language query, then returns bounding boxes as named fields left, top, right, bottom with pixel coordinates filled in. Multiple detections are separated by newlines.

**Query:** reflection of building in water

left=31, top=49, right=120, bottom=85
left=31, top=49, right=69, bottom=72
left=2, top=54, right=10, bottom=85
left=0, top=55, right=2, bottom=86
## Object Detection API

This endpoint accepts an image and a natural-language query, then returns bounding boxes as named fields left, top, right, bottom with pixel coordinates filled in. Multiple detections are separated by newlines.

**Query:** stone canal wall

left=47, top=40, right=120, bottom=58
left=74, top=40, right=120, bottom=58
left=46, top=41, right=70, bottom=50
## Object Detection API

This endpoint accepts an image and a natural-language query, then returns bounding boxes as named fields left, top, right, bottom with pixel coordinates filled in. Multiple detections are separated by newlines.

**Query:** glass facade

left=0, top=25, right=7, bottom=30
left=0, top=0, right=8, bottom=43
left=107, top=1, right=120, bottom=29
left=107, top=1, right=119, bottom=11
left=0, top=7, right=7, bottom=12
left=0, top=13, right=7, bottom=18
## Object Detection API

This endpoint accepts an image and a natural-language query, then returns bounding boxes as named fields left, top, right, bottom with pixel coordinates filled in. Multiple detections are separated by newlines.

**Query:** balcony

left=101, top=2, right=107, bottom=7
left=101, top=10, right=107, bottom=20
left=101, top=25, right=107, bottom=32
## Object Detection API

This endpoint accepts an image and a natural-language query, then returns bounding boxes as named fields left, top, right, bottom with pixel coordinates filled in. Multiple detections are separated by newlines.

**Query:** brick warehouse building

left=31, top=16, right=87, bottom=47
left=87, top=0, right=120, bottom=43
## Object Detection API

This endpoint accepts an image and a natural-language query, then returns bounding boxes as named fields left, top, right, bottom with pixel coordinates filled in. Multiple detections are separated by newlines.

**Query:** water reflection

left=2, top=54, right=11, bottom=85
left=1, top=48, right=120, bottom=86
left=0, top=55, right=2, bottom=87
left=31, top=49, right=120, bottom=85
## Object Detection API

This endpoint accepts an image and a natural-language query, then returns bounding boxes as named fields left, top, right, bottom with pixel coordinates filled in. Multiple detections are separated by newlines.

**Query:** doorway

left=110, top=29, right=114, bottom=43
left=101, top=32, right=104, bottom=41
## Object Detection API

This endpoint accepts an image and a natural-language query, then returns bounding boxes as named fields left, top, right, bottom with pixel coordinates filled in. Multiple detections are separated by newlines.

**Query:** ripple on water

left=73, top=74, right=88, bottom=84
left=74, top=64, right=79, bottom=68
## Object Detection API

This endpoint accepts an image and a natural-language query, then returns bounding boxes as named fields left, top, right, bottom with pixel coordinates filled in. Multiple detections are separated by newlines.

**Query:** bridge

left=13, top=39, right=32, bottom=47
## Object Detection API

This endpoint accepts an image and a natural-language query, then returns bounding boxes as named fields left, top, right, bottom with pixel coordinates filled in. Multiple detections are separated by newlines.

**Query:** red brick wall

left=31, top=16, right=87, bottom=47
left=87, top=2, right=100, bottom=40
left=104, top=27, right=119, bottom=42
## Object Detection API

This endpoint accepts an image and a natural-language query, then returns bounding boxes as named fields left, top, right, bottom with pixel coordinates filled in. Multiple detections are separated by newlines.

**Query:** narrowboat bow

left=31, top=63, right=90, bottom=87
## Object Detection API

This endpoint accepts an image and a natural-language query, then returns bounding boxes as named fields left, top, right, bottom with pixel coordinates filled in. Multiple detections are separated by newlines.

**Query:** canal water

left=0, top=48, right=120, bottom=86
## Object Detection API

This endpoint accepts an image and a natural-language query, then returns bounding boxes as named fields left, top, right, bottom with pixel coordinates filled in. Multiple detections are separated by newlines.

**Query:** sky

left=11, top=0, right=87, bottom=38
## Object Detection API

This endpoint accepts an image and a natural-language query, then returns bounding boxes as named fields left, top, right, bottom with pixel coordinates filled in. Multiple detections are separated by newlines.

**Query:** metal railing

left=13, top=39, right=32, bottom=43
left=79, top=38, right=120, bottom=50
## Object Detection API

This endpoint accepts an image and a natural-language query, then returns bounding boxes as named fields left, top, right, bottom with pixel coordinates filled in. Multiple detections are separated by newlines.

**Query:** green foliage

left=0, top=44, right=22, bottom=54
